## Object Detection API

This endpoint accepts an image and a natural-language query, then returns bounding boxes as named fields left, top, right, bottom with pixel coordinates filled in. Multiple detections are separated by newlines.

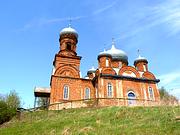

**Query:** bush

left=6, top=90, right=21, bottom=109
left=0, top=90, right=21, bottom=124
left=0, top=100, right=16, bottom=124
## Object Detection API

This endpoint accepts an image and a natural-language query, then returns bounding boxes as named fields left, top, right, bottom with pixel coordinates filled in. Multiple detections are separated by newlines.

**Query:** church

left=34, top=24, right=160, bottom=110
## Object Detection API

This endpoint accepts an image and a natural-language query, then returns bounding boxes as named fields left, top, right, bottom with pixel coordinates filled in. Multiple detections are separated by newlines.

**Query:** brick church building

left=34, top=25, right=160, bottom=110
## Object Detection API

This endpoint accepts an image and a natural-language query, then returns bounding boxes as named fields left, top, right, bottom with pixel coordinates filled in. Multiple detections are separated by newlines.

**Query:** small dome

left=60, top=26, right=78, bottom=38
left=97, top=40, right=128, bottom=63
left=98, top=49, right=112, bottom=59
left=135, top=55, right=147, bottom=61
left=87, top=66, right=96, bottom=74
left=134, top=55, right=148, bottom=65
left=106, top=44, right=128, bottom=62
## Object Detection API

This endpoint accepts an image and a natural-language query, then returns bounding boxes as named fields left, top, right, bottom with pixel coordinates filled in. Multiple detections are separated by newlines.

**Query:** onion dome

left=87, top=66, right=96, bottom=74
left=98, top=49, right=112, bottom=60
left=60, top=25, right=78, bottom=38
left=134, top=55, right=148, bottom=65
left=106, top=40, right=128, bottom=63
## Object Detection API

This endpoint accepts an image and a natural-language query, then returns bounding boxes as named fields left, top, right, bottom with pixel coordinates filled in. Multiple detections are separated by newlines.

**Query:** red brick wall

left=98, top=56, right=112, bottom=68
left=135, top=62, right=148, bottom=72
left=50, top=76, right=95, bottom=104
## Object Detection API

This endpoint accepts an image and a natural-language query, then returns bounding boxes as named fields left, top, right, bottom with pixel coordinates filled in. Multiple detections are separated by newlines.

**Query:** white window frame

left=106, top=57, right=109, bottom=67
left=143, top=65, right=146, bottom=72
left=148, top=86, right=154, bottom=100
left=63, top=85, right=69, bottom=100
left=107, top=83, right=113, bottom=97
left=85, top=88, right=90, bottom=99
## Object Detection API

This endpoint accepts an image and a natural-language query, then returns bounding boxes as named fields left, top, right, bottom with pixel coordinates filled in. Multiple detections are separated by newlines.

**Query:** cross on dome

left=68, top=18, right=72, bottom=27
left=135, top=49, right=147, bottom=61
left=111, top=38, right=116, bottom=50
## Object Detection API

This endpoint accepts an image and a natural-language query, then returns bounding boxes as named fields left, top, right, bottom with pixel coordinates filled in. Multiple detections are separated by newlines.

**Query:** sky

left=0, top=0, right=180, bottom=108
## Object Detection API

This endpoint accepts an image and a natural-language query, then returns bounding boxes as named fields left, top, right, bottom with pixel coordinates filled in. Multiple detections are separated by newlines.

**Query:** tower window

left=107, top=83, right=112, bottom=97
left=85, top=88, right=90, bottom=99
left=63, top=85, right=69, bottom=99
left=66, top=43, right=71, bottom=50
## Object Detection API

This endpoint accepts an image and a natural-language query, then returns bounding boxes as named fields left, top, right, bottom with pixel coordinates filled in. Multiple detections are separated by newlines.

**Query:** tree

left=37, top=97, right=49, bottom=109
left=0, top=90, right=21, bottom=124
left=5, top=90, right=21, bottom=109
left=159, top=87, right=178, bottom=105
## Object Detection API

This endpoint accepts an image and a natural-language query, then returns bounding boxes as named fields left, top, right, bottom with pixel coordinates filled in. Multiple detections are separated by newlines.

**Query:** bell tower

left=49, top=24, right=83, bottom=105
left=52, top=24, right=81, bottom=79
left=59, top=24, right=78, bottom=57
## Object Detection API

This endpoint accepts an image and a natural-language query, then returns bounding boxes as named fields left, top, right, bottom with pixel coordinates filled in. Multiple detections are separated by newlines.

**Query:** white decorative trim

left=143, top=65, right=147, bottom=72
left=143, top=89, right=147, bottom=100
left=127, top=91, right=136, bottom=98
left=122, top=71, right=136, bottom=77
left=138, top=71, right=144, bottom=77
left=116, top=80, right=119, bottom=98
left=113, top=68, right=120, bottom=75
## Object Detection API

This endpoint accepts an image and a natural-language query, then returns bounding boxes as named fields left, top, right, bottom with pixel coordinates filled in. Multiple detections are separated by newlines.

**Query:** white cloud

left=18, top=1, right=118, bottom=31
left=115, top=0, right=180, bottom=40
left=158, top=71, right=180, bottom=86
left=43, top=16, right=87, bottom=24
left=150, top=0, right=180, bottom=36
left=18, top=16, right=86, bottom=32
left=92, top=0, right=118, bottom=15
left=158, top=70, right=180, bottom=99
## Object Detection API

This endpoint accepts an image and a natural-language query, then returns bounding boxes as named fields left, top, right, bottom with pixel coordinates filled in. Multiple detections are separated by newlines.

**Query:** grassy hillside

left=0, top=106, right=180, bottom=135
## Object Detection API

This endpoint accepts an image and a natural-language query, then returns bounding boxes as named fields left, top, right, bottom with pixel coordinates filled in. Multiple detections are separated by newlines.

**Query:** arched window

left=85, top=88, right=90, bottom=99
left=63, top=85, right=69, bottom=99
left=66, top=42, right=71, bottom=50
left=107, top=83, right=112, bottom=97
left=127, top=91, right=136, bottom=105
left=148, top=87, right=154, bottom=100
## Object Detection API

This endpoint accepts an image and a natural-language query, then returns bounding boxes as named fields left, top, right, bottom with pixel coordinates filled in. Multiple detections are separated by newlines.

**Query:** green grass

left=0, top=106, right=180, bottom=135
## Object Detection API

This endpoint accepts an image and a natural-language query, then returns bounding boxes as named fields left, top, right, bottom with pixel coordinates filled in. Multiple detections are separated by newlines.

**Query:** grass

left=0, top=106, right=180, bottom=135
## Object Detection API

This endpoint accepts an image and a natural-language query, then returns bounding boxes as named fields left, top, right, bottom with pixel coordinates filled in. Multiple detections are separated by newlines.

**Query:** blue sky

left=0, top=0, right=180, bottom=107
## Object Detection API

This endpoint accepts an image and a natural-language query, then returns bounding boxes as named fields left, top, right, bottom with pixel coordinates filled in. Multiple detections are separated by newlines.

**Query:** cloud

left=18, top=16, right=86, bottom=32
left=115, top=0, right=180, bottom=41
left=149, top=0, right=180, bottom=36
left=158, top=71, right=180, bottom=86
left=158, top=70, right=180, bottom=99
left=18, top=1, right=118, bottom=31
left=92, top=0, right=118, bottom=15
left=43, top=16, right=87, bottom=24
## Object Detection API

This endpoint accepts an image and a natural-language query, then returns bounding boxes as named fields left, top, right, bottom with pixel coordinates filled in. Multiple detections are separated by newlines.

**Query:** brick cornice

left=55, top=53, right=82, bottom=60
left=100, top=73, right=160, bottom=83
left=51, top=75, right=92, bottom=81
